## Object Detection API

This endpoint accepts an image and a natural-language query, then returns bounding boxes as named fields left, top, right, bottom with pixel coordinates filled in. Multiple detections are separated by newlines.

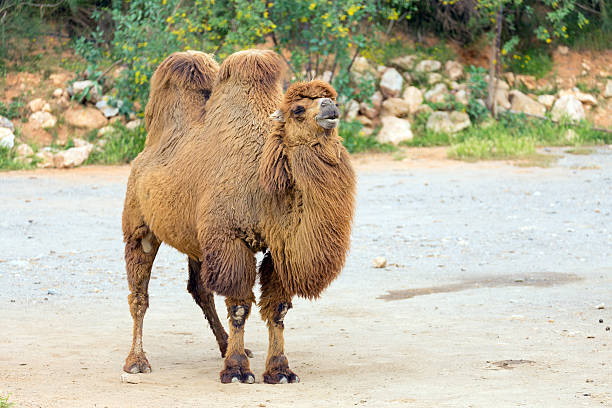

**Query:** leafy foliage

left=339, top=120, right=395, bottom=153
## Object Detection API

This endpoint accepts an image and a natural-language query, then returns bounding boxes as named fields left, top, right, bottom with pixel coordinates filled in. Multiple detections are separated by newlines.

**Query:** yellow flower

left=309, top=2, right=316, bottom=10
left=162, top=0, right=166, bottom=4
left=347, top=5, right=359, bottom=16
left=546, top=38, right=551, bottom=43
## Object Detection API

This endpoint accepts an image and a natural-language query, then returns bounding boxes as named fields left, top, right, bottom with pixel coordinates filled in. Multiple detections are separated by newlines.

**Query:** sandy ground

left=1, top=149, right=611, bottom=407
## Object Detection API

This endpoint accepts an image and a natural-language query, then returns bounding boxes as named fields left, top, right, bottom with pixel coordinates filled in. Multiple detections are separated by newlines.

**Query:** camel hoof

left=278, top=375, right=288, bottom=384
left=230, top=376, right=240, bottom=383
left=220, top=353, right=254, bottom=384
left=244, top=374, right=255, bottom=384
left=123, top=353, right=151, bottom=374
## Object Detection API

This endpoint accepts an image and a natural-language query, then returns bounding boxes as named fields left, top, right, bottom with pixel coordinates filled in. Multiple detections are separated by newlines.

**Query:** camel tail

left=144, top=51, right=220, bottom=147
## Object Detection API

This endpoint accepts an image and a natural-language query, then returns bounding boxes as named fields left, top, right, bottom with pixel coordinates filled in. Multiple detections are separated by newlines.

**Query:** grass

left=339, top=120, right=396, bottom=154
left=0, top=394, right=13, bottom=408
left=86, top=121, right=146, bottom=165
left=405, top=111, right=611, bottom=161
left=506, top=50, right=554, bottom=79
left=0, top=146, right=36, bottom=171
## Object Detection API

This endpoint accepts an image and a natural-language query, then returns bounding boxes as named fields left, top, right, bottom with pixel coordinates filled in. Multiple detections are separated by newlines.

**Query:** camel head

left=270, top=80, right=340, bottom=140
left=260, top=80, right=352, bottom=194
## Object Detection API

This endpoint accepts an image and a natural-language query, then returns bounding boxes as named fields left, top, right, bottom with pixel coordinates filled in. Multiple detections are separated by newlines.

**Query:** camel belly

left=135, top=168, right=201, bottom=259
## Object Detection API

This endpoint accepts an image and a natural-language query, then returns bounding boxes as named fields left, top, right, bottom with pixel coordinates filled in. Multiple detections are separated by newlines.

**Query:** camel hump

left=217, top=49, right=284, bottom=88
left=144, top=51, right=220, bottom=147
left=150, top=50, right=219, bottom=93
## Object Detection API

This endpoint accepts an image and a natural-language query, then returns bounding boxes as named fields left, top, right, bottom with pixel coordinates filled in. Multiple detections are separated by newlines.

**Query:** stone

left=98, top=126, right=114, bottom=136
left=379, top=68, right=403, bottom=98
left=415, top=60, right=441, bottom=72
left=381, top=98, right=411, bottom=117
left=35, top=150, right=55, bottom=168
left=494, top=80, right=511, bottom=111
left=376, top=65, right=387, bottom=78
left=371, top=91, right=383, bottom=110
left=126, top=119, right=142, bottom=131
left=120, top=372, right=141, bottom=384
left=344, top=100, right=360, bottom=121
left=49, top=73, right=71, bottom=86
left=0, top=128, right=15, bottom=149
left=574, top=91, right=597, bottom=106
left=377, top=116, right=413, bottom=145
left=29, top=111, right=57, bottom=129
left=64, top=107, right=108, bottom=130
left=414, top=104, right=433, bottom=115
left=372, top=257, right=387, bottom=268
left=455, top=89, right=469, bottom=105
left=428, top=73, right=443, bottom=85
left=356, top=115, right=372, bottom=127
left=28, top=98, right=51, bottom=113
left=424, top=83, right=449, bottom=104
left=0, top=115, right=14, bottom=132
left=604, top=80, right=612, bottom=98
left=509, top=90, right=546, bottom=116
left=426, top=111, right=471, bottom=134
left=402, top=86, right=423, bottom=113
left=359, top=102, right=377, bottom=120
left=71, top=80, right=101, bottom=102
left=551, top=95, right=585, bottom=122
left=445, top=60, right=463, bottom=80
left=53, top=144, right=93, bottom=168
left=516, top=75, right=537, bottom=90
left=558, top=46, right=569, bottom=55
left=503, top=72, right=515, bottom=86
left=390, top=55, right=416, bottom=71
left=15, top=143, right=33, bottom=163
left=52, top=88, right=64, bottom=98
left=351, top=57, right=376, bottom=82
left=95, top=96, right=122, bottom=118
left=537, top=95, right=556, bottom=109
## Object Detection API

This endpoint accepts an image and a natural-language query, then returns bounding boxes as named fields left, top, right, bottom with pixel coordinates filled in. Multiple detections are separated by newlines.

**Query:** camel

left=122, top=48, right=356, bottom=384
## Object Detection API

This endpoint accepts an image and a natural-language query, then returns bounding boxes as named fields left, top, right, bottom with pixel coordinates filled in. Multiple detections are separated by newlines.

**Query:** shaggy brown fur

left=144, top=50, right=219, bottom=147
left=122, top=48, right=355, bottom=383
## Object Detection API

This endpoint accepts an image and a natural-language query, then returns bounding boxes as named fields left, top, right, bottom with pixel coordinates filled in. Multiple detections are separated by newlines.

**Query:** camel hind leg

left=123, top=224, right=160, bottom=374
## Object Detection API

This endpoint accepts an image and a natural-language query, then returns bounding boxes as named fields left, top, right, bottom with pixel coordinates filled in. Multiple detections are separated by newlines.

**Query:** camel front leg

left=123, top=226, right=160, bottom=374
left=259, top=252, right=299, bottom=384
left=220, top=293, right=256, bottom=383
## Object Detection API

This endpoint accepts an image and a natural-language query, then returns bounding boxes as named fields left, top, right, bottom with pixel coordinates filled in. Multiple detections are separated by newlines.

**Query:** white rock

left=16, top=143, right=34, bottom=159
left=379, top=68, right=403, bottom=98
left=35, top=149, right=55, bottom=168
left=402, top=86, right=423, bottom=113
left=98, top=126, right=114, bottom=136
left=390, top=55, right=416, bottom=71
left=424, top=83, right=449, bottom=104
left=371, top=91, right=383, bottom=110
left=558, top=46, right=569, bottom=55
left=95, top=97, right=122, bottom=118
left=427, top=111, right=471, bottom=134
left=516, top=75, right=536, bottom=90
left=28, top=98, right=51, bottom=113
left=359, top=102, right=377, bottom=120
left=537, top=95, right=556, bottom=109
left=574, top=91, right=597, bottom=106
left=53, top=144, right=93, bottom=168
left=551, top=95, right=585, bottom=122
left=455, top=89, right=469, bottom=105
left=344, top=100, right=360, bottom=121
left=381, top=98, right=411, bottom=117
left=372, top=257, right=387, bottom=268
left=52, top=88, right=64, bottom=98
left=0, top=128, right=15, bottom=149
left=0, top=115, right=14, bottom=132
left=509, top=90, right=546, bottom=116
left=71, top=80, right=101, bottom=102
left=428, top=73, right=443, bottom=85
left=445, top=60, right=463, bottom=80
left=120, top=372, right=141, bottom=384
left=377, top=116, right=413, bottom=145
left=415, top=60, right=441, bottom=72
left=126, top=119, right=142, bottom=131
left=64, top=107, right=108, bottom=130
left=29, top=111, right=57, bottom=129
left=604, top=80, right=612, bottom=98
left=356, top=115, right=372, bottom=127
left=350, top=57, right=376, bottom=82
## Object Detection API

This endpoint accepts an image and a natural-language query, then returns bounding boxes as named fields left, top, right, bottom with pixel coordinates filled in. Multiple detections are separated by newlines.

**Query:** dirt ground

left=1, top=149, right=611, bottom=407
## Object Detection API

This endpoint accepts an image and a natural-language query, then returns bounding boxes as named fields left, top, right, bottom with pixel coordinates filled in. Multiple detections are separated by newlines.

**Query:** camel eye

left=292, top=105, right=305, bottom=115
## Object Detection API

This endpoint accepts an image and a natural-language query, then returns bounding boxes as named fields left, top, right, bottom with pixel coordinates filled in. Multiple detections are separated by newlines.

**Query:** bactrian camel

left=122, top=48, right=356, bottom=384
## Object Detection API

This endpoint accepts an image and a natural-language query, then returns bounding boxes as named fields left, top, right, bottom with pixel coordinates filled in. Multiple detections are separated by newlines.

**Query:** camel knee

left=229, top=305, right=250, bottom=329
left=273, top=302, right=292, bottom=327
left=128, top=293, right=149, bottom=317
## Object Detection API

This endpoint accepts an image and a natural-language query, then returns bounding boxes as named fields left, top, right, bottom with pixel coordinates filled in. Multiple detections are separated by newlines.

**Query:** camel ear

left=259, top=132, right=291, bottom=193
left=270, top=110, right=285, bottom=122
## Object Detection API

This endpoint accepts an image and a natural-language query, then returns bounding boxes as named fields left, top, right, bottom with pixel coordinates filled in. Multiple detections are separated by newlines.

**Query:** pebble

left=120, top=372, right=141, bottom=384
left=596, top=303, right=605, bottom=310
left=372, top=257, right=387, bottom=268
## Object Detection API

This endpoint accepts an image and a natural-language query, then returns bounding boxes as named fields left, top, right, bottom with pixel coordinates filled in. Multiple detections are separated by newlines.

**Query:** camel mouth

left=316, top=116, right=339, bottom=129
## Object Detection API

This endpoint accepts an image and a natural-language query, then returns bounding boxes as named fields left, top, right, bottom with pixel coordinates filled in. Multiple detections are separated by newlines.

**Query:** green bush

left=339, top=120, right=395, bottom=153
left=86, top=122, right=146, bottom=164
